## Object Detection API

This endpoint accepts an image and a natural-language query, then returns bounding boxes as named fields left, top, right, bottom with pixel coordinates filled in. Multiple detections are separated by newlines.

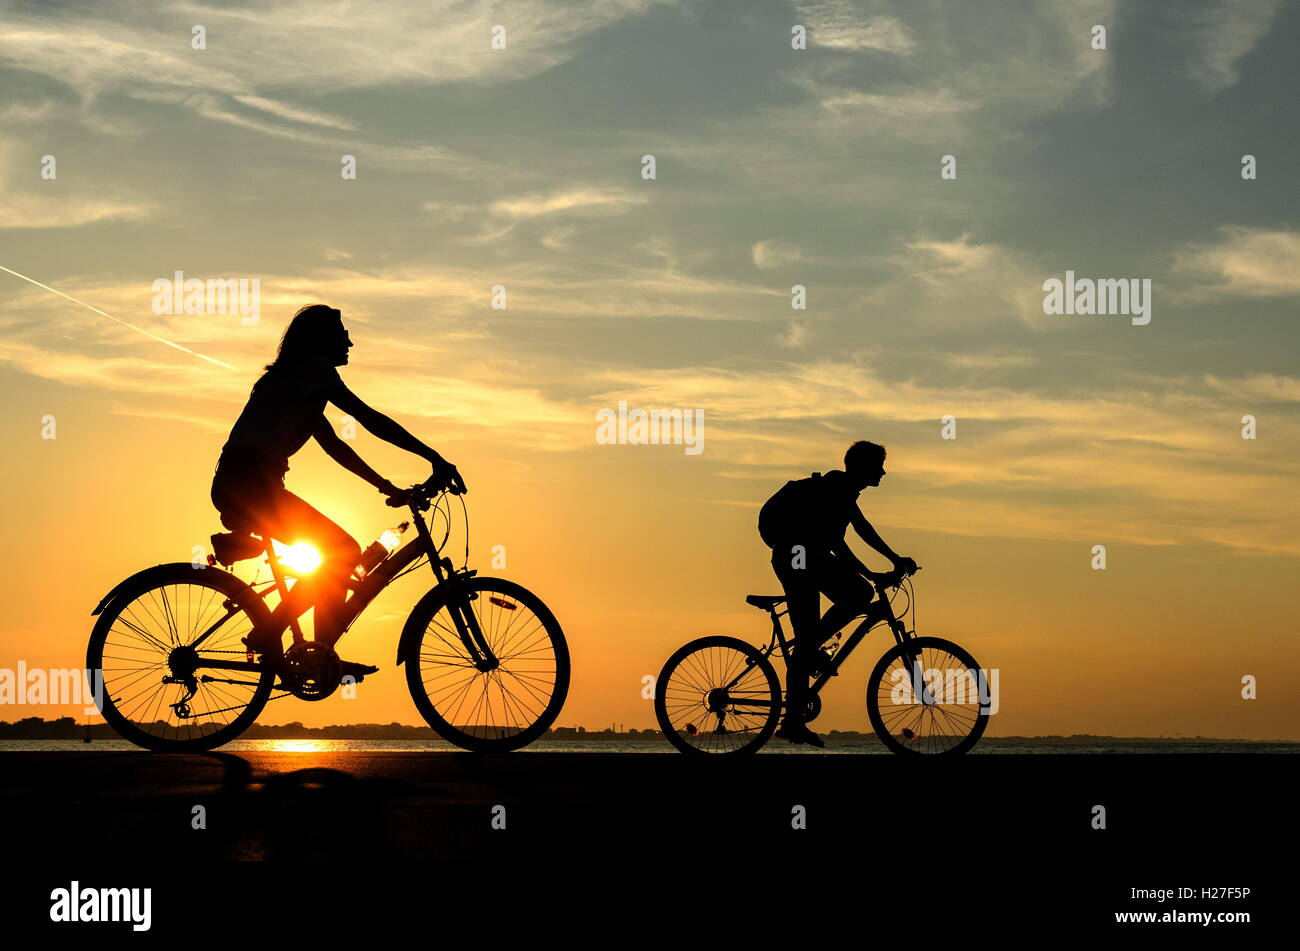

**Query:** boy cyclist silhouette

left=758, top=440, right=916, bottom=747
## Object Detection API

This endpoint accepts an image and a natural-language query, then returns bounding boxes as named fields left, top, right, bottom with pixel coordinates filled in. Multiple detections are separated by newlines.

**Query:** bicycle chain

left=179, top=648, right=294, bottom=719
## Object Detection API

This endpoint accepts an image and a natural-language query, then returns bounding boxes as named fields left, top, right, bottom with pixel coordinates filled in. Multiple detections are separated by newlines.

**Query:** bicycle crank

left=800, top=694, right=821, bottom=723
left=280, top=641, right=342, bottom=701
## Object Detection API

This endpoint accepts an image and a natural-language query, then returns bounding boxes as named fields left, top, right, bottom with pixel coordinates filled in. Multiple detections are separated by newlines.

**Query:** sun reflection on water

left=264, top=739, right=331, bottom=753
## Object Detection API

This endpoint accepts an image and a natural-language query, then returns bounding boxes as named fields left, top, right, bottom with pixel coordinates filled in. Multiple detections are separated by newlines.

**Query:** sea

left=3, top=738, right=1296, bottom=754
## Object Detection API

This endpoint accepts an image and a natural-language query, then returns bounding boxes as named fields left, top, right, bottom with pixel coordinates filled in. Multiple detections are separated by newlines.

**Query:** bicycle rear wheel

left=866, top=636, right=990, bottom=755
left=86, top=564, right=276, bottom=751
left=655, top=636, right=782, bottom=755
left=404, top=577, right=569, bottom=752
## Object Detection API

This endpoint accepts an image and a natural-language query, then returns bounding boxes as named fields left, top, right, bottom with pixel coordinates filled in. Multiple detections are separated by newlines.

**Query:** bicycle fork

left=415, top=516, right=498, bottom=670
left=893, top=623, right=937, bottom=706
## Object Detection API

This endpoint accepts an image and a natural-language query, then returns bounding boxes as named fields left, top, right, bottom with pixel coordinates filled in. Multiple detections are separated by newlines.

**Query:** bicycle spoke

left=657, top=641, right=780, bottom=754
left=870, top=641, right=987, bottom=754
left=413, top=583, right=563, bottom=744
left=92, top=576, right=271, bottom=748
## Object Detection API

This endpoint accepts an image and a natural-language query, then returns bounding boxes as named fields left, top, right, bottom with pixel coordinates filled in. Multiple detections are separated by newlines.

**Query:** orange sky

left=3, top=359, right=1296, bottom=738
left=1, top=0, right=1298, bottom=740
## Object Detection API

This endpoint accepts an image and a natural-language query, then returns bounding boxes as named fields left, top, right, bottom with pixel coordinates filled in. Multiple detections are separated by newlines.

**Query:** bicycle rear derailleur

left=163, top=645, right=200, bottom=718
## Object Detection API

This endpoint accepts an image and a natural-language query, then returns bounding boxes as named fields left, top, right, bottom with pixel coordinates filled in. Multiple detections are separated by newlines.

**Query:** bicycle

left=86, top=471, right=569, bottom=752
left=653, top=566, right=989, bottom=755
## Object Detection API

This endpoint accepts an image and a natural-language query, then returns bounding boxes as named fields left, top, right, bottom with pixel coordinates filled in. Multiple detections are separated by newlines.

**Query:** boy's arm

left=313, top=417, right=399, bottom=495
left=849, top=507, right=913, bottom=569
left=829, top=536, right=872, bottom=575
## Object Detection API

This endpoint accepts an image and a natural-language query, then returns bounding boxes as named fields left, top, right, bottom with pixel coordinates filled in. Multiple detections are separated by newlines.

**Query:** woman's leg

left=255, top=489, right=363, bottom=646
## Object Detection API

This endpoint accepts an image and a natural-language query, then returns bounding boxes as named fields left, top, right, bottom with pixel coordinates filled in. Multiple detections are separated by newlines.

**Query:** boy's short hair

left=845, top=440, right=887, bottom=472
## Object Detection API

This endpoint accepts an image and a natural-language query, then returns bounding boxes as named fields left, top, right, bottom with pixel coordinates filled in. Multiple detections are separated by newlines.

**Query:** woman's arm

left=327, top=383, right=449, bottom=469
left=312, top=417, right=399, bottom=494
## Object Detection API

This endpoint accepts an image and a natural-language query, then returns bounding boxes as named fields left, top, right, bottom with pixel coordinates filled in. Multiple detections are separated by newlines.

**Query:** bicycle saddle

left=745, top=594, right=786, bottom=610
left=210, top=531, right=266, bottom=566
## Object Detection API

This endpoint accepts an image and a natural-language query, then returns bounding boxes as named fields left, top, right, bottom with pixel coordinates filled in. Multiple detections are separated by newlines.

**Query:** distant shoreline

left=1, top=717, right=1294, bottom=744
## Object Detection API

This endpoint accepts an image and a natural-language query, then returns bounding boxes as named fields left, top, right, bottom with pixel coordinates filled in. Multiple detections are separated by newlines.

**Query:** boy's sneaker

left=774, top=721, right=826, bottom=748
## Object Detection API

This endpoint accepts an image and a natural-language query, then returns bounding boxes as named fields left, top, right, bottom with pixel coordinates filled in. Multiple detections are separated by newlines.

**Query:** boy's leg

left=819, top=554, right=879, bottom=639
left=772, top=546, right=822, bottom=724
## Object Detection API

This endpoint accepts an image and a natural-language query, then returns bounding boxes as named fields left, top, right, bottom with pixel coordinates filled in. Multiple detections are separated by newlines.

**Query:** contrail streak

left=0, top=264, right=239, bottom=370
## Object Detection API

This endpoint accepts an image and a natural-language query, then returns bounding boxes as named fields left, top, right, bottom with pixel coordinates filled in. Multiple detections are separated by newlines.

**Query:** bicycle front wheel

left=655, top=635, right=782, bottom=755
left=404, top=577, right=569, bottom=752
left=866, top=636, right=990, bottom=755
left=86, top=564, right=276, bottom=751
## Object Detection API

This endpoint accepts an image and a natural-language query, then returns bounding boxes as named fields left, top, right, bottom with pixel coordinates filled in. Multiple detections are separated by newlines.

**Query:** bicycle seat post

left=262, top=537, right=305, bottom=643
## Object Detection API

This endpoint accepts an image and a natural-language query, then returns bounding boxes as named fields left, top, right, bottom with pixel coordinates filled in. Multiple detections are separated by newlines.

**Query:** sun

left=271, top=540, right=323, bottom=575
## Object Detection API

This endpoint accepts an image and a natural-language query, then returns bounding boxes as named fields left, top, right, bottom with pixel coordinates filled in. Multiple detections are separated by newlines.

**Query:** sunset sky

left=1, top=0, right=1296, bottom=739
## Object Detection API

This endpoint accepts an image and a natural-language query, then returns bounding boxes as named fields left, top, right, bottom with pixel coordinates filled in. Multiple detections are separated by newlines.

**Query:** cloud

left=0, top=99, right=57, bottom=123
left=0, top=195, right=152, bottom=230
left=792, top=3, right=915, bottom=53
left=230, top=95, right=360, bottom=132
left=0, top=0, right=673, bottom=143
left=1204, top=373, right=1300, bottom=403
left=752, top=240, right=805, bottom=269
left=862, top=234, right=1048, bottom=327
left=589, top=359, right=1300, bottom=554
left=1184, top=0, right=1283, bottom=92
left=4, top=262, right=1298, bottom=555
left=784, top=0, right=1117, bottom=140
left=0, top=146, right=153, bottom=229
left=776, top=320, right=808, bottom=349
left=540, top=226, right=577, bottom=250
left=818, top=89, right=976, bottom=117
left=490, top=189, right=649, bottom=219
left=1173, top=227, right=1300, bottom=299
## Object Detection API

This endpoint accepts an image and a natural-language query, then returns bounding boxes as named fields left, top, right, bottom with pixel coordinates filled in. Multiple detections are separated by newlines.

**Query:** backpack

left=758, top=472, right=825, bottom=547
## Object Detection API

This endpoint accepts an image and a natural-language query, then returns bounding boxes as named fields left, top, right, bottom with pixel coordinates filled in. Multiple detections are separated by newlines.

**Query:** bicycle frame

left=760, top=576, right=917, bottom=698
left=186, top=489, right=496, bottom=681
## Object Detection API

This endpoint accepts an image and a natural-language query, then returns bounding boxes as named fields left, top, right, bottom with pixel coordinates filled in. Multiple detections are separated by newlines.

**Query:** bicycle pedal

left=338, top=661, right=380, bottom=682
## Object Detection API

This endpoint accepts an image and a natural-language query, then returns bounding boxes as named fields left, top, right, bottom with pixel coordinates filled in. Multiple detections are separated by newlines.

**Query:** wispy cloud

left=1204, top=372, right=1300, bottom=402
left=752, top=240, right=805, bottom=269
left=490, top=188, right=649, bottom=219
left=1173, top=227, right=1300, bottom=299
left=784, top=0, right=1116, bottom=140
left=792, top=2, right=915, bottom=53
left=1184, top=0, right=1283, bottom=92
left=0, top=146, right=153, bottom=229
left=230, top=95, right=360, bottom=132
left=776, top=319, right=808, bottom=349
left=861, top=234, right=1048, bottom=327
left=0, top=0, right=673, bottom=143
left=593, top=359, right=1300, bottom=553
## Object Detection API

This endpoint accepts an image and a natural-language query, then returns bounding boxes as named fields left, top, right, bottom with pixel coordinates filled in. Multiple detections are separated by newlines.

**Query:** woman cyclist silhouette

left=210, top=304, right=459, bottom=670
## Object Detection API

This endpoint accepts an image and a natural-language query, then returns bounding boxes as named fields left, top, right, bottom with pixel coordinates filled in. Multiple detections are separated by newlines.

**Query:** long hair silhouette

left=266, top=304, right=344, bottom=371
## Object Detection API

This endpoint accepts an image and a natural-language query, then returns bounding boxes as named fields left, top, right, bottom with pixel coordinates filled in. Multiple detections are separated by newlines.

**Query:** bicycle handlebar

left=385, top=467, right=467, bottom=508
left=868, top=564, right=921, bottom=589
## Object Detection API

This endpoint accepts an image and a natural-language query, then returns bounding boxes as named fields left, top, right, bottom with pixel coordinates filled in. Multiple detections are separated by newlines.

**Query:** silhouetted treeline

left=0, top=717, right=1289, bottom=744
